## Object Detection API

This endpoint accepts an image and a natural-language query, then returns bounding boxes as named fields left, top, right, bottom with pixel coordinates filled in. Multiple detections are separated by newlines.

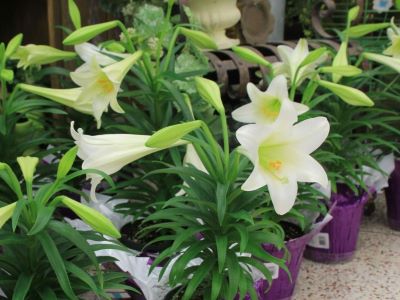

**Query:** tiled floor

left=293, top=196, right=400, bottom=300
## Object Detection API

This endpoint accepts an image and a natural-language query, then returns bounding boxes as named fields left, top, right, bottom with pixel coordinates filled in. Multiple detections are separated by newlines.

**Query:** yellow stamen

left=97, top=77, right=114, bottom=93
left=269, top=160, right=282, bottom=171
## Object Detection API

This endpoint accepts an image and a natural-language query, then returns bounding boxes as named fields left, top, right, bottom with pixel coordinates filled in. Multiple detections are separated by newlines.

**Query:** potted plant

left=301, top=7, right=400, bottom=262
left=0, top=148, right=133, bottom=298
left=361, top=18, right=400, bottom=230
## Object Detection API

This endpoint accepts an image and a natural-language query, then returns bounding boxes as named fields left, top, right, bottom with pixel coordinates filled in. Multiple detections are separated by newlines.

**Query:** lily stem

left=163, top=27, right=181, bottom=73
left=117, top=21, right=135, bottom=54
left=220, top=113, right=230, bottom=171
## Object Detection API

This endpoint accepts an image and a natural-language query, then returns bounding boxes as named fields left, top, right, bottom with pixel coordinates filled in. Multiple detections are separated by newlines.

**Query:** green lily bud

left=68, top=0, right=81, bottom=29
left=5, top=33, right=23, bottom=58
left=232, top=46, right=271, bottom=68
left=195, top=77, right=225, bottom=114
left=332, top=42, right=349, bottom=83
left=179, top=27, right=218, bottom=50
left=60, top=196, right=121, bottom=238
left=104, top=41, right=126, bottom=53
left=319, top=65, right=362, bottom=77
left=0, top=69, right=14, bottom=82
left=363, top=52, right=400, bottom=73
left=0, top=202, right=17, bottom=229
left=11, top=45, right=76, bottom=69
left=346, top=23, right=390, bottom=38
left=317, top=80, right=374, bottom=107
left=63, top=20, right=119, bottom=45
left=348, top=6, right=360, bottom=23
left=17, top=156, right=39, bottom=184
left=146, top=121, right=201, bottom=148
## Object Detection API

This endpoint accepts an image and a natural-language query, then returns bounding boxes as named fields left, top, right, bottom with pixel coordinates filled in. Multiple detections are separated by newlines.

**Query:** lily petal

left=242, top=166, right=268, bottom=191
left=288, top=117, right=330, bottom=154
left=268, top=176, right=298, bottom=215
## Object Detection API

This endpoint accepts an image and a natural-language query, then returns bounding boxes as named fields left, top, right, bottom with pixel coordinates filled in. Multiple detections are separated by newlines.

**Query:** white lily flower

left=70, top=122, right=186, bottom=199
left=18, top=84, right=93, bottom=115
left=75, top=42, right=129, bottom=66
left=70, top=51, right=142, bottom=128
left=232, top=75, right=308, bottom=125
left=236, top=117, right=330, bottom=215
left=176, top=144, right=208, bottom=196
left=274, top=39, right=326, bottom=87
left=384, top=19, right=400, bottom=58
left=184, top=144, right=207, bottom=173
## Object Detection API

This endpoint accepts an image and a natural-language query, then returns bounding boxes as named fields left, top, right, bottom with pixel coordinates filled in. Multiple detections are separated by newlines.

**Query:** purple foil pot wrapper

left=241, top=230, right=326, bottom=300
left=304, top=185, right=368, bottom=263
left=258, top=234, right=310, bottom=300
left=385, top=160, right=400, bottom=231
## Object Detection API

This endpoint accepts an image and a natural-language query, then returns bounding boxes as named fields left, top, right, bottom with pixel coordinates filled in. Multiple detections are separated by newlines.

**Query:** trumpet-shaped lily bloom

left=18, top=84, right=93, bottom=115
left=75, top=43, right=128, bottom=66
left=70, top=122, right=186, bottom=199
left=11, top=44, right=76, bottom=69
left=274, top=39, right=326, bottom=87
left=70, top=51, right=142, bottom=127
left=384, top=19, right=400, bottom=58
left=236, top=117, right=330, bottom=215
left=232, top=75, right=308, bottom=125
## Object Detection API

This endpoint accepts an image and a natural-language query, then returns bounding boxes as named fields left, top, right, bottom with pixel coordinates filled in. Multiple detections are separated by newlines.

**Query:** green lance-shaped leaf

left=179, top=27, right=218, bottom=50
left=317, top=79, right=374, bottom=107
left=146, top=121, right=201, bottom=148
left=232, top=46, right=271, bottom=68
left=346, top=23, right=390, bottom=38
left=299, top=47, right=327, bottom=68
left=57, top=146, right=78, bottom=180
left=59, top=196, right=121, bottom=238
left=63, top=20, right=119, bottom=45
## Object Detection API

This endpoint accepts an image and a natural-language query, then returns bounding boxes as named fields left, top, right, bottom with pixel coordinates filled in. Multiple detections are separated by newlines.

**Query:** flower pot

left=242, top=214, right=332, bottom=300
left=256, top=233, right=310, bottom=300
left=385, top=159, right=400, bottom=231
left=185, top=0, right=241, bottom=49
left=304, top=185, right=368, bottom=263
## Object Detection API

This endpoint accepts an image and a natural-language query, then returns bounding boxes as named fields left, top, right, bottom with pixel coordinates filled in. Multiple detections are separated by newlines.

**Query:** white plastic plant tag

left=308, top=232, right=330, bottom=249
left=264, top=263, right=279, bottom=280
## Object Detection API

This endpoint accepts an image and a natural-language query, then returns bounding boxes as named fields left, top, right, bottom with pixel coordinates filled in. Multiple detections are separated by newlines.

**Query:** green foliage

left=0, top=154, right=131, bottom=299
left=142, top=153, right=287, bottom=300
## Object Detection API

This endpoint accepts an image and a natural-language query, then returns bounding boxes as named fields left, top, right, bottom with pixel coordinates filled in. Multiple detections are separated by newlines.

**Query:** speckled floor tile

left=292, top=196, right=400, bottom=300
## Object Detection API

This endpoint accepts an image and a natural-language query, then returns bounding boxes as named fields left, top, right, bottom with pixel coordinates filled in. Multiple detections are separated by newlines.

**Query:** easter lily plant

left=0, top=149, right=133, bottom=299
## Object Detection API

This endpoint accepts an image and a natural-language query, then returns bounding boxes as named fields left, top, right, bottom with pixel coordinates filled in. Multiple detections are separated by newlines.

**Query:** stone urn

left=185, top=0, right=241, bottom=49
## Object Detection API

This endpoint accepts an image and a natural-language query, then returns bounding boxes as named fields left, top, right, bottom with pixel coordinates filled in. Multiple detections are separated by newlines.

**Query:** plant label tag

left=308, top=232, right=330, bottom=249
left=264, top=263, right=279, bottom=280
